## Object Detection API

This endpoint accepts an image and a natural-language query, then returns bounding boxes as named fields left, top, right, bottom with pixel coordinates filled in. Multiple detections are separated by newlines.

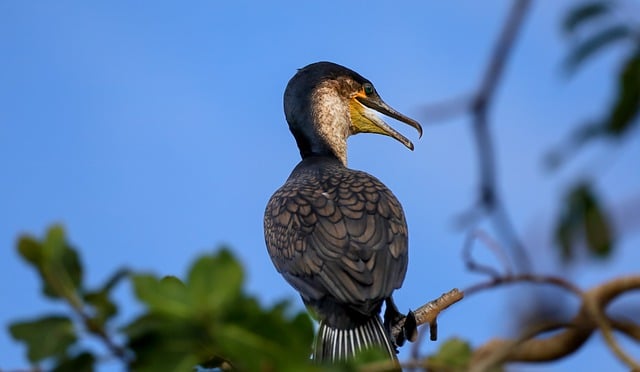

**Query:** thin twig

left=420, top=94, right=473, bottom=123
left=463, top=229, right=514, bottom=278
left=463, top=273, right=583, bottom=297
left=58, top=271, right=131, bottom=364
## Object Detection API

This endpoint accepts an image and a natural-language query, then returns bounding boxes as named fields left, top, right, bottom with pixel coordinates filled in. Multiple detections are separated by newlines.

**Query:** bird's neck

left=304, top=132, right=347, bottom=166
left=306, top=85, right=350, bottom=166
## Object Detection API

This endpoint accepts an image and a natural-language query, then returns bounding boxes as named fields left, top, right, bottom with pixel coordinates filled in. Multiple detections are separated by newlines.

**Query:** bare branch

left=469, top=275, right=640, bottom=370
left=421, top=0, right=535, bottom=272
left=584, top=276, right=640, bottom=369
left=420, top=94, right=473, bottom=123
left=463, top=273, right=583, bottom=297
left=463, top=229, right=514, bottom=278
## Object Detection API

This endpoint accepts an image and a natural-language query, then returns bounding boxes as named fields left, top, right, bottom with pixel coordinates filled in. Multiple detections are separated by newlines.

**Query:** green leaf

left=123, top=248, right=316, bottom=371
left=349, top=346, right=392, bottom=366
left=605, top=50, right=640, bottom=136
left=554, top=184, right=615, bottom=262
left=123, top=313, right=205, bottom=372
left=187, top=249, right=243, bottom=314
left=427, top=338, right=474, bottom=371
left=45, top=225, right=83, bottom=292
left=128, top=329, right=201, bottom=372
left=131, top=274, right=190, bottom=317
left=9, top=315, right=77, bottom=363
left=563, top=1, right=611, bottom=35
left=218, top=297, right=315, bottom=371
left=17, top=236, right=44, bottom=265
left=46, top=250, right=83, bottom=299
left=52, top=352, right=95, bottom=372
left=17, top=225, right=84, bottom=300
left=584, top=196, right=614, bottom=258
left=43, top=224, right=67, bottom=257
left=216, top=323, right=314, bottom=371
left=565, top=24, right=631, bottom=71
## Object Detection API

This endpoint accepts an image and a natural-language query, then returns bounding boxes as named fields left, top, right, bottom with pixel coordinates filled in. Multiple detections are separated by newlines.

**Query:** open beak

left=350, top=93, right=423, bottom=150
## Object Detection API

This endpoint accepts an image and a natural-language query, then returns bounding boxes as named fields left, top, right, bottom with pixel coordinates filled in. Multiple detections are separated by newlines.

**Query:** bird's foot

left=402, top=310, right=418, bottom=343
left=384, top=298, right=418, bottom=348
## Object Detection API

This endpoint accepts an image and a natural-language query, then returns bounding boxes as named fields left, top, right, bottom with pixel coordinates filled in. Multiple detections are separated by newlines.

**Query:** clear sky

left=1, top=2, right=638, bottom=371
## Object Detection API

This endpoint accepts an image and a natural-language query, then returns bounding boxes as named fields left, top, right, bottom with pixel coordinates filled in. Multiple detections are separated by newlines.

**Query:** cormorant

left=264, top=61, right=422, bottom=362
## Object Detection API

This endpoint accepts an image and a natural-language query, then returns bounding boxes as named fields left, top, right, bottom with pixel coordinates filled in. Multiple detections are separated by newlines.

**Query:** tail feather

left=313, top=316, right=396, bottom=362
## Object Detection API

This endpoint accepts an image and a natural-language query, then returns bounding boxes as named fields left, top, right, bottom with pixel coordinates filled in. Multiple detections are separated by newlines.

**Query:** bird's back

left=264, top=156, right=409, bottom=327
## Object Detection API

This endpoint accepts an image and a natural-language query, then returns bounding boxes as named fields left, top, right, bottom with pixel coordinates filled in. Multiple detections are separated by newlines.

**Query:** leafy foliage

left=10, top=225, right=113, bottom=371
left=554, top=184, right=614, bottom=262
left=548, top=0, right=639, bottom=264
left=125, top=249, right=317, bottom=371
left=9, top=225, right=474, bottom=371
left=51, top=352, right=95, bottom=372
left=562, top=0, right=633, bottom=72
left=564, top=24, right=631, bottom=71
left=562, top=1, right=611, bottom=34
left=8, top=225, right=332, bottom=371
left=607, top=50, right=640, bottom=136
left=558, top=0, right=640, bottom=147
left=9, top=315, right=77, bottom=363
left=18, top=225, right=84, bottom=301
left=426, top=338, right=474, bottom=371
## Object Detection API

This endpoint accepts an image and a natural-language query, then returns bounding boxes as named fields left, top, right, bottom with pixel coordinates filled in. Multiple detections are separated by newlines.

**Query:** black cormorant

left=264, top=61, right=422, bottom=362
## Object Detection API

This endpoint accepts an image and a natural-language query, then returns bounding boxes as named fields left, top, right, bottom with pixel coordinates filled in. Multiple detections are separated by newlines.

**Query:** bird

left=264, top=61, right=422, bottom=363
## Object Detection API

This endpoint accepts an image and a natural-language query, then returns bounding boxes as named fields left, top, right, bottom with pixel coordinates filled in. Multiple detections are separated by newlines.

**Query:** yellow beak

left=349, top=92, right=422, bottom=150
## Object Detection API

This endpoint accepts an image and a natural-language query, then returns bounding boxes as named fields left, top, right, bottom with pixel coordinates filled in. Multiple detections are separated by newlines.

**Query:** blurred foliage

left=562, top=1, right=634, bottom=72
left=10, top=225, right=114, bottom=371
left=549, top=0, right=639, bottom=262
left=9, top=225, right=327, bottom=371
left=124, top=249, right=317, bottom=371
left=10, top=316, right=77, bottom=363
left=9, top=225, right=474, bottom=371
left=547, top=0, right=639, bottom=169
left=426, top=338, right=476, bottom=371
left=9, top=225, right=476, bottom=372
left=554, top=183, right=614, bottom=262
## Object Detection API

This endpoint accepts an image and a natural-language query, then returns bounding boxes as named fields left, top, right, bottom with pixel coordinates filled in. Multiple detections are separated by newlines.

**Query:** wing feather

left=264, top=158, right=408, bottom=315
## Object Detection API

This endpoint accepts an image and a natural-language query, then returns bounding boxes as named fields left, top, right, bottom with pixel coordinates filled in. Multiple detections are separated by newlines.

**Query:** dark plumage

left=264, top=62, right=422, bottom=362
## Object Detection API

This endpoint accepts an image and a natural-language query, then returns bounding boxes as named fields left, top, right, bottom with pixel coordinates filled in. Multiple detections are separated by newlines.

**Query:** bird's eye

left=363, top=84, right=374, bottom=95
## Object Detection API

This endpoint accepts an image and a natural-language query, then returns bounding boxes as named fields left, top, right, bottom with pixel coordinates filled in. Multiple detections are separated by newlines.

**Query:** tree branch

left=469, top=0, right=533, bottom=272
left=469, top=275, right=640, bottom=370
left=390, top=289, right=464, bottom=345
left=422, top=0, right=534, bottom=272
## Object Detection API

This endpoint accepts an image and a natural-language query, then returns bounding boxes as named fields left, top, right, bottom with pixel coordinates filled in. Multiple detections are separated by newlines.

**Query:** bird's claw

left=384, top=298, right=418, bottom=348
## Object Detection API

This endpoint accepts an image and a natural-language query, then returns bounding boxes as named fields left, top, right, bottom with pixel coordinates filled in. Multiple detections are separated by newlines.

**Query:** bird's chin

left=349, top=98, right=415, bottom=150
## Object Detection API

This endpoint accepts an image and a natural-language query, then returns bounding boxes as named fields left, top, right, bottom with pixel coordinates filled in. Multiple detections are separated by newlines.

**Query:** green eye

left=363, top=84, right=374, bottom=95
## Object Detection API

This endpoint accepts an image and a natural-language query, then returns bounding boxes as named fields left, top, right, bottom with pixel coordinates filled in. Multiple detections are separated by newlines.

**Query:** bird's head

left=283, top=61, right=422, bottom=165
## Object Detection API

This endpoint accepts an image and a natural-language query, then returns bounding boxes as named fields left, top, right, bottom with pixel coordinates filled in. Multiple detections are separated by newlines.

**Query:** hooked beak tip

left=415, top=122, right=424, bottom=139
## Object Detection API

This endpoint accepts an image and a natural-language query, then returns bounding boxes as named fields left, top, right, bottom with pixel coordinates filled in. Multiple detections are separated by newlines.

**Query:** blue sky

left=1, top=2, right=639, bottom=371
